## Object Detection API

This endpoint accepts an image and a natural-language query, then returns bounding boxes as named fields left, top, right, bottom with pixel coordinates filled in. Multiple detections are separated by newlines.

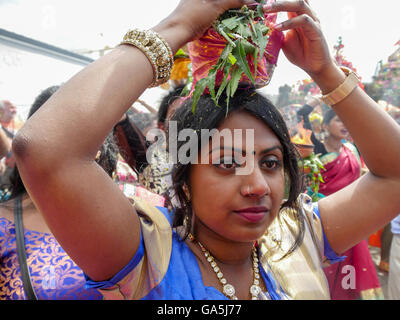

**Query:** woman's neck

left=324, top=135, right=343, bottom=153
left=190, top=224, right=254, bottom=266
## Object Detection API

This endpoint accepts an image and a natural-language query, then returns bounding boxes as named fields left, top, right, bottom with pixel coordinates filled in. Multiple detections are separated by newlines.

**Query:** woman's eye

left=261, top=158, right=281, bottom=170
left=214, top=158, right=241, bottom=170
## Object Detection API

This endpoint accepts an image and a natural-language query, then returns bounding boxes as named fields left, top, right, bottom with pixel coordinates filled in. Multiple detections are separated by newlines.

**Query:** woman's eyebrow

left=208, top=146, right=243, bottom=155
left=208, top=145, right=283, bottom=156
left=257, top=145, right=283, bottom=156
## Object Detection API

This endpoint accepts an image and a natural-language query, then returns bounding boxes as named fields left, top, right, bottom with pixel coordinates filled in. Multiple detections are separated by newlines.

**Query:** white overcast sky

left=1, top=0, right=399, bottom=99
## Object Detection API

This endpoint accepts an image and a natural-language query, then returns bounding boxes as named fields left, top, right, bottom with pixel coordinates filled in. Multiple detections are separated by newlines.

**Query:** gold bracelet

left=319, top=67, right=360, bottom=106
left=120, top=29, right=174, bottom=88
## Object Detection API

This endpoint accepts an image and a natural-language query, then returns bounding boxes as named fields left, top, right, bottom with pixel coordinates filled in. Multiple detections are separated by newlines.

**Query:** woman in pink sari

left=318, top=112, right=361, bottom=196
left=318, top=108, right=383, bottom=299
left=297, top=103, right=382, bottom=299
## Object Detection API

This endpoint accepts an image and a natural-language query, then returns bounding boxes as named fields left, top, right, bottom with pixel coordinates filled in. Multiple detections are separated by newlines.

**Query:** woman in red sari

left=317, top=109, right=361, bottom=196
left=316, top=108, right=382, bottom=299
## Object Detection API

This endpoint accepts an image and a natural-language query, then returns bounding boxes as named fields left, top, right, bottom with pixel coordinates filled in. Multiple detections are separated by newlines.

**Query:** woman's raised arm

left=12, top=0, right=253, bottom=281
left=265, top=0, right=400, bottom=254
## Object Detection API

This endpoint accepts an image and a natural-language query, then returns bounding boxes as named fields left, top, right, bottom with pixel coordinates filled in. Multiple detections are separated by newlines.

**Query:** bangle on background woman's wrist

left=120, top=29, right=174, bottom=88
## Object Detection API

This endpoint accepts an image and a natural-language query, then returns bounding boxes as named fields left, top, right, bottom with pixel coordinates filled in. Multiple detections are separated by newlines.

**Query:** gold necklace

left=188, top=233, right=262, bottom=300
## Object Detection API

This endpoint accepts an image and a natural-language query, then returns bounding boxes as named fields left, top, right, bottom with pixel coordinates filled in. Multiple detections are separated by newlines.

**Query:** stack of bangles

left=120, top=29, right=174, bottom=88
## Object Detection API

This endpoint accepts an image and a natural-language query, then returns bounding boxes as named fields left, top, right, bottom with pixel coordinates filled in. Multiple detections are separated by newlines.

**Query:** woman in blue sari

left=11, top=0, right=400, bottom=300
left=0, top=86, right=118, bottom=300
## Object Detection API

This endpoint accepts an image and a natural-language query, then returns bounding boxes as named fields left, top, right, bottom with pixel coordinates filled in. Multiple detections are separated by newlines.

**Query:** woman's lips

left=234, top=207, right=269, bottom=223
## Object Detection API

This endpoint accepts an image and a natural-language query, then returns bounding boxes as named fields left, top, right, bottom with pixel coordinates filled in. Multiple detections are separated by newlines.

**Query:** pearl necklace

left=188, top=234, right=262, bottom=300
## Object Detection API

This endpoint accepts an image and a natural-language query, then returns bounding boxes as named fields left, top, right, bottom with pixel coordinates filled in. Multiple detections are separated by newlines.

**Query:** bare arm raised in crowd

left=13, top=0, right=400, bottom=283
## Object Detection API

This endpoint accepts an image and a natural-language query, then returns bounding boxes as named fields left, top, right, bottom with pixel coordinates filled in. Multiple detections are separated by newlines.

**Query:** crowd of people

left=0, top=0, right=399, bottom=300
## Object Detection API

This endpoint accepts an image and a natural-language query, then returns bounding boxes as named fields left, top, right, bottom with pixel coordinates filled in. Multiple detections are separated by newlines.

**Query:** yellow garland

left=169, top=57, right=191, bottom=81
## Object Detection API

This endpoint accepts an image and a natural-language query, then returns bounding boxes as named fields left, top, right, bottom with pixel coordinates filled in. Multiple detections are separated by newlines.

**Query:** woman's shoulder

left=262, top=193, right=345, bottom=265
left=343, top=141, right=360, bottom=158
left=318, top=149, right=339, bottom=165
left=276, top=194, right=315, bottom=224
left=261, top=194, right=323, bottom=259
left=87, top=199, right=187, bottom=299
left=258, top=194, right=332, bottom=299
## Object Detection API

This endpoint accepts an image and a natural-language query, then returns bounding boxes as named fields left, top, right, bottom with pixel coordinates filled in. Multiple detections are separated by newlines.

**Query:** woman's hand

left=153, top=0, right=254, bottom=52
left=264, top=0, right=335, bottom=79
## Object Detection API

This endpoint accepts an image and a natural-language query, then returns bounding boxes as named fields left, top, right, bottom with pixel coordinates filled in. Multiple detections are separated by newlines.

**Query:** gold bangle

left=120, top=29, right=174, bottom=88
left=319, top=67, right=360, bottom=106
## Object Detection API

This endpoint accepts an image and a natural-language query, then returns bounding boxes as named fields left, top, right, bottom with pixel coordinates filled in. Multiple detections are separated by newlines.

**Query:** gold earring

left=95, top=150, right=101, bottom=161
left=183, top=215, right=190, bottom=228
left=183, top=184, right=191, bottom=200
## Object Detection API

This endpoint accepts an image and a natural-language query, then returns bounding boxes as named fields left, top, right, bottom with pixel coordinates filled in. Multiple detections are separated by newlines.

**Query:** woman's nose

left=241, top=166, right=270, bottom=197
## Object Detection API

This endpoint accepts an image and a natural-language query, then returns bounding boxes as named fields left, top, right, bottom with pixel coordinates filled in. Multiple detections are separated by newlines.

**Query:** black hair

left=28, top=85, right=60, bottom=119
left=157, top=85, right=185, bottom=125
left=96, top=133, right=119, bottom=177
left=322, top=108, right=337, bottom=125
left=168, top=87, right=304, bottom=258
left=1, top=85, right=119, bottom=201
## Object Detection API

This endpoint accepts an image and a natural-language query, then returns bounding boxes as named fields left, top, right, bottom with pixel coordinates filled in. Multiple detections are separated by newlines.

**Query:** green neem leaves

left=233, top=39, right=256, bottom=84
left=192, top=78, right=209, bottom=114
left=302, top=153, right=325, bottom=202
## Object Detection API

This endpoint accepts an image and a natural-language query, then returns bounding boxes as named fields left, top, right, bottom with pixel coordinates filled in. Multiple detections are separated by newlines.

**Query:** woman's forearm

left=311, top=64, right=400, bottom=178
left=13, top=17, right=190, bottom=167
left=14, top=45, right=153, bottom=165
